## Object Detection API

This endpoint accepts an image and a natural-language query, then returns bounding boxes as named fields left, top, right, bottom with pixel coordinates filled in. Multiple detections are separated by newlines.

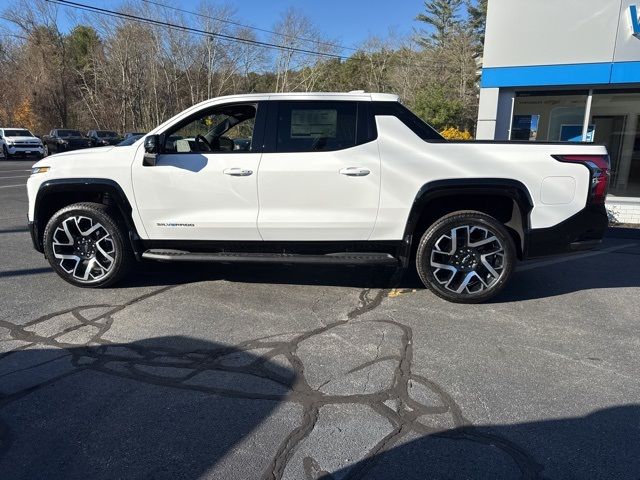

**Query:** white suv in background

left=0, top=127, right=44, bottom=159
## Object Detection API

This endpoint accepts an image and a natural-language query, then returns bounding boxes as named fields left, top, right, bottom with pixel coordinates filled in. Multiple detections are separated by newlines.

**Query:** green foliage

left=413, top=86, right=464, bottom=131
left=67, top=25, right=101, bottom=72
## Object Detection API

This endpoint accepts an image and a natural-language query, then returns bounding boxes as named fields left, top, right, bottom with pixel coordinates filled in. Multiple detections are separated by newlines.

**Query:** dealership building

left=477, top=0, right=640, bottom=224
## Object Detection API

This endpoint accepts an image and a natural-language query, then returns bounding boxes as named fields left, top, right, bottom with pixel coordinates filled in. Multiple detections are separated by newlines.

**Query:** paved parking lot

left=1, top=158, right=640, bottom=479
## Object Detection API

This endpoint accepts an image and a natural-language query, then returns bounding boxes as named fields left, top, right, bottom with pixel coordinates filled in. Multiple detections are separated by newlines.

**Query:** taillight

left=552, top=154, right=611, bottom=204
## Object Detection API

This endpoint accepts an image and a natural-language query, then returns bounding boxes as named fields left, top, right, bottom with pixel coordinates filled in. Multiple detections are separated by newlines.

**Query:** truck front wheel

left=43, top=202, right=133, bottom=287
left=415, top=211, right=516, bottom=303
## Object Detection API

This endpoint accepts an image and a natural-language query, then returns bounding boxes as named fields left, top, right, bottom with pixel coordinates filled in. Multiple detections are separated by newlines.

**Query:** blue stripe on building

left=481, top=62, right=640, bottom=88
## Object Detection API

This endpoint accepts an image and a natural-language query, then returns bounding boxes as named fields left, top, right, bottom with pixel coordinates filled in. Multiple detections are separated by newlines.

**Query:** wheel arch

left=400, top=179, right=534, bottom=264
left=32, top=178, right=142, bottom=258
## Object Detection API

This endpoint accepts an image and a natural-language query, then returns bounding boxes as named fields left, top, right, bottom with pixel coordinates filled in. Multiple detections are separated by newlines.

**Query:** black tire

left=2, top=145, right=10, bottom=159
left=43, top=144, right=49, bottom=157
left=416, top=210, right=516, bottom=303
left=43, top=202, right=134, bottom=287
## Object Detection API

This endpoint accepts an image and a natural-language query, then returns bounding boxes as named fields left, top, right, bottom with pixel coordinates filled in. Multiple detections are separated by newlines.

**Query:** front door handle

left=339, top=167, right=371, bottom=177
left=223, top=167, right=253, bottom=176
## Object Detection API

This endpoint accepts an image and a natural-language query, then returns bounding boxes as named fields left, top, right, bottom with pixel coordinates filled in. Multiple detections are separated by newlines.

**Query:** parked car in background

left=123, top=132, right=145, bottom=140
left=117, top=134, right=144, bottom=146
left=42, top=129, right=92, bottom=156
left=0, top=127, right=44, bottom=159
left=86, top=130, right=123, bottom=147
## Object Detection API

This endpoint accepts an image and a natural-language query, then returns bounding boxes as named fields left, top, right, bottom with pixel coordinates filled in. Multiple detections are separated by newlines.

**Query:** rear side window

left=372, top=102, right=445, bottom=142
left=276, top=101, right=357, bottom=152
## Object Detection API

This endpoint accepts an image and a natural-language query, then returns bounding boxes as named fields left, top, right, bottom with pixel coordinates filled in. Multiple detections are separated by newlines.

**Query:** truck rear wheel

left=416, top=211, right=515, bottom=303
left=43, top=202, right=133, bottom=287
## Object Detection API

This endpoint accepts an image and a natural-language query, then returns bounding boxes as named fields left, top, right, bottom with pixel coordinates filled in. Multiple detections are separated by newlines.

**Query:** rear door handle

left=339, top=167, right=371, bottom=177
left=223, top=167, right=253, bottom=176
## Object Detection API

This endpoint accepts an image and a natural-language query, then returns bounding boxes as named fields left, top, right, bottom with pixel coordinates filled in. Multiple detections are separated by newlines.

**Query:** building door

left=592, top=115, right=626, bottom=187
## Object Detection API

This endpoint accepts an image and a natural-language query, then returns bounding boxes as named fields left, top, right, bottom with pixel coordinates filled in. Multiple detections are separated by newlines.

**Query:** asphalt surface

left=1, top=158, right=640, bottom=479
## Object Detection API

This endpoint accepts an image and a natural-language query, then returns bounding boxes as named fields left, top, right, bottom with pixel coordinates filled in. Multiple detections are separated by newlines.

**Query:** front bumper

left=525, top=204, right=609, bottom=259
left=28, top=220, right=44, bottom=253
left=57, top=143, right=91, bottom=151
left=27, top=222, right=44, bottom=253
left=7, top=145, right=44, bottom=156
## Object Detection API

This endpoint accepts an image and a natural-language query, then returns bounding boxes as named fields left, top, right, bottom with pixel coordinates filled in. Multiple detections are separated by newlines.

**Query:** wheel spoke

left=455, top=271, right=476, bottom=293
left=480, top=253, right=501, bottom=279
left=74, top=258, right=94, bottom=280
left=95, top=236, right=115, bottom=264
left=469, top=235, right=498, bottom=248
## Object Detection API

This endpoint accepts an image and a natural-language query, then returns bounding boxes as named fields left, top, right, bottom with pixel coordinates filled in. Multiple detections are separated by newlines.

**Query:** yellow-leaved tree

left=440, top=127, right=473, bottom=141
left=13, top=98, right=37, bottom=132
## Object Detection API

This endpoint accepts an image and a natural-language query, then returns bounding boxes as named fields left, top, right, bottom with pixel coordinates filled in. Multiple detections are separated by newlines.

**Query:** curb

left=606, top=227, right=640, bottom=239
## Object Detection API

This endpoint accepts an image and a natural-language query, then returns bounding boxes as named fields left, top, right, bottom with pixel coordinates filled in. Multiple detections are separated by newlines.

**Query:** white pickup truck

left=26, top=92, right=610, bottom=302
left=0, top=127, right=44, bottom=159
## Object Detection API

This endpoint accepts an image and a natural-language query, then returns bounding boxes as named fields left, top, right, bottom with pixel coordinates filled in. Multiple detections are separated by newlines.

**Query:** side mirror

left=143, top=134, right=160, bottom=166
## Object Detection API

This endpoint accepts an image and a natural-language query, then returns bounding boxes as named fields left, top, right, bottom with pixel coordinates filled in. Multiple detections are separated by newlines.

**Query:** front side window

left=97, top=131, right=118, bottom=138
left=276, top=101, right=357, bottom=153
left=164, top=104, right=257, bottom=154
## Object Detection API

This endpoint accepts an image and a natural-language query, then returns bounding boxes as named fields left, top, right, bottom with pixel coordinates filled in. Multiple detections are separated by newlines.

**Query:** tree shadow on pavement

left=0, top=335, right=296, bottom=480
left=494, top=242, right=640, bottom=302
left=321, top=405, right=640, bottom=480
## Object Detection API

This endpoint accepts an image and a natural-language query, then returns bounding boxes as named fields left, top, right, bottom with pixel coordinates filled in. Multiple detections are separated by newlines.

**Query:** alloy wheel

left=51, top=215, right=116, bottom=282
left=429, top=225, right=505, bottom=295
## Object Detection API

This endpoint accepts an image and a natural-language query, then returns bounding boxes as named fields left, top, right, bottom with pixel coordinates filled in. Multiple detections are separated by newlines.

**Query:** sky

left=1, top=0, right=432, bottom=53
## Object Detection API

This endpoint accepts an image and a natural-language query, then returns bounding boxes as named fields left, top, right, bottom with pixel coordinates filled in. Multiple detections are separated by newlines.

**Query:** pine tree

left=467, top=0, right=488, bottom=54
left=415, top=0, right=464, bottom=48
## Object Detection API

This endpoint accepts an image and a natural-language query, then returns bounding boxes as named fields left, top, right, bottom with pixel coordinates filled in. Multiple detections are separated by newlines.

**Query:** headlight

left=57, top=138, right=68, bottom=144
left=6, top=140, right=13, bottom=145
left=31, top=166, right=50, bottom=175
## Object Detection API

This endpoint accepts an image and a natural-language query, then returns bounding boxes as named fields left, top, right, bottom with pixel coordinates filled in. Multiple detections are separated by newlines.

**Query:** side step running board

left=141, top=250, right=399, bottom=266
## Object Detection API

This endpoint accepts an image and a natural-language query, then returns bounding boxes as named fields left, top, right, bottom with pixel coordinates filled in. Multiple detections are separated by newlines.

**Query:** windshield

left=97, top=131, right=118, bottom=138
left=3, top=129, right=33, bottom=137
left=117, top=135, right=143, bottom=146
left=58, top=130, right=83, bottom=137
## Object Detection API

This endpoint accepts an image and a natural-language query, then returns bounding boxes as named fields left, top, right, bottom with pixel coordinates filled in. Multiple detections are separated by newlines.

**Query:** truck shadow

left=320, top=405, right=640, bottom=479
left=118, top=239, right=640, bottom=302
left=0, top=336, right=295, bottom=480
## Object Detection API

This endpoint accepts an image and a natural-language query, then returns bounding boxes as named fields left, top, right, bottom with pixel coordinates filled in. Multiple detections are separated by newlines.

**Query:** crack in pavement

left=0, top=271, right=542, bottom=479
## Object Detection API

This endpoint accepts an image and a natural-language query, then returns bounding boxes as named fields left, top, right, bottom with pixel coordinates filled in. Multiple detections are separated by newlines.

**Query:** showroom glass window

left=511, top=89, right=640, bottom=196
left=511, top=91, right=589, bottom=142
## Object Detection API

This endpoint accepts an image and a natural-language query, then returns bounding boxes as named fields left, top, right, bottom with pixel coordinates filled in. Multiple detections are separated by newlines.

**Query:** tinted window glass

left=117, top=135, right=143, bottom=146
left=276, top=101, right=357, bottom=152
left=58, top=130, right=83, bottom=137
left=4, top=129, right=32, bottom=137
left=163, top=104, right=257, bottom=153
left=372, top=102, right=444, bottom=142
